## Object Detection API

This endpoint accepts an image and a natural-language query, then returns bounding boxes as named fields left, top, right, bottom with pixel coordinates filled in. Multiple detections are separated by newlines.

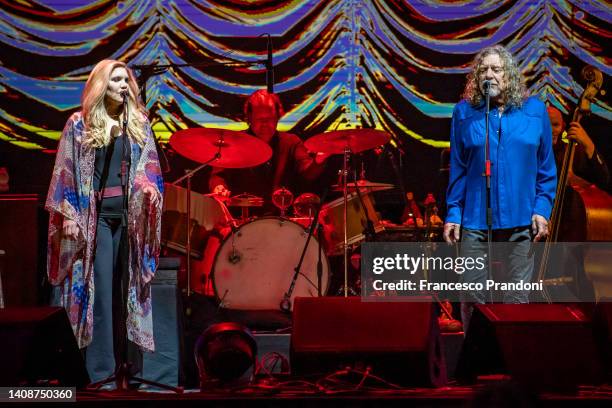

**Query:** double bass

left=537, top=66, right=612, bottom=302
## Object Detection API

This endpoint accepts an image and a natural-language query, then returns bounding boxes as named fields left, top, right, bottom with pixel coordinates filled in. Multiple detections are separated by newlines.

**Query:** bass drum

left=212, top=217, right=329, bottom=310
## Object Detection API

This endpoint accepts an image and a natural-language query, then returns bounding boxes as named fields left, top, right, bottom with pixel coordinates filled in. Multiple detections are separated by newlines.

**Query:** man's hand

left=142, top=184, right=160, bottom=206
left=212, top=184, right=231, bottom=198
left=567, top=122, right=595, bottom=159
left=443, top=222, right=461, bottom=243
left=531, top=214, right=549, bottom=242
left=62, top=219, right=79, bottom=240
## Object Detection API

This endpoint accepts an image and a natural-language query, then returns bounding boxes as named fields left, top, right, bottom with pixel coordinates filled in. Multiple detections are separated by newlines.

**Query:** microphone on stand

left=120, top=90, right=129, bottom=121
left=265, top=33, right=274, bottom=93
left=482, top=80, right=491, bottom=94
left=120, top=90, right=129, bottom=130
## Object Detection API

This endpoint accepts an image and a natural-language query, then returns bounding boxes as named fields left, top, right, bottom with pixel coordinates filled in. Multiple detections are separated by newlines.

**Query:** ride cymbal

left=304, top=129, right=390, bottom=154
left=169, top=128, right=272, bottom=168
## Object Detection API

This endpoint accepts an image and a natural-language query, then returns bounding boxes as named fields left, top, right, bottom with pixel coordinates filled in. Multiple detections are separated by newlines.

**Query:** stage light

left=194, top=322, right=257, bottom=385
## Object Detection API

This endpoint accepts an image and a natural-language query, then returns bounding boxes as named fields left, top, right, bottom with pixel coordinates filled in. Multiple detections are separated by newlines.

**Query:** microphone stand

left=116, top=91, right=132, bottom=391
left=280, top=188, right=329, bottom=312
left=483, top=82, right=494, bottom=302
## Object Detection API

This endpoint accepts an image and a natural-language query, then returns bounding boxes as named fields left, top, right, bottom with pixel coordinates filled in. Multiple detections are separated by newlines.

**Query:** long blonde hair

left=81, top=60, right=148, bottom=148
left=462, top=45, right=528, bottom=108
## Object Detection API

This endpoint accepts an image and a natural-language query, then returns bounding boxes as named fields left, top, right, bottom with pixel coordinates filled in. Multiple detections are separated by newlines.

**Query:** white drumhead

left=212, top=217, right=329, bottom=310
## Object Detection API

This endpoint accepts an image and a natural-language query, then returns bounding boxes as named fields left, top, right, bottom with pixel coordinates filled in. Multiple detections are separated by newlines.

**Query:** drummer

left=209, top=89, right=329, bottom=212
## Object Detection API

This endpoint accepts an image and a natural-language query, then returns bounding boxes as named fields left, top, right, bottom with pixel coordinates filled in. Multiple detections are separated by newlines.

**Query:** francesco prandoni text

left=371, top=279, right=544, bottom=292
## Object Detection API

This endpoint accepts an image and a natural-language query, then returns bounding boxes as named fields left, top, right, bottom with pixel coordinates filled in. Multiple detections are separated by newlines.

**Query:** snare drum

left=211, top=217, right=329, bottom=310
left=318, top=193, right=383, bottom=255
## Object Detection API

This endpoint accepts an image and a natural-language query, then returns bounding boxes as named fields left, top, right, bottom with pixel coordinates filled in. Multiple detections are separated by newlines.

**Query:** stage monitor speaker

left=593, top=301, right=612, bottom=379
left=0, top=307, right=89, bottom=387
left=290, top=297, right=446, bottom=387
left=142, top=259, right=183, bottom=387
left=455, top=304, right=604, bottom=390
left=0, top=194, right=39, bottom=306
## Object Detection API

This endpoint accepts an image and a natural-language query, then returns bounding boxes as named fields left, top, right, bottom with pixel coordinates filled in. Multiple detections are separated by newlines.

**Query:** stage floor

left=71, top=381, right=612, bottom=408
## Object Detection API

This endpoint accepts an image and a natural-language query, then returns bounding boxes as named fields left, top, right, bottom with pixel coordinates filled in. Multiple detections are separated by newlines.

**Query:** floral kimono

left=45, top=112, right=163, bottom=351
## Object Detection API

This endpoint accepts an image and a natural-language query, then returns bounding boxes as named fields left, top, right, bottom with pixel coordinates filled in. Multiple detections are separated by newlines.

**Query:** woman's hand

left=143, top=184, right=160, bottom=206
left=62, top=219, right=79, bottom=240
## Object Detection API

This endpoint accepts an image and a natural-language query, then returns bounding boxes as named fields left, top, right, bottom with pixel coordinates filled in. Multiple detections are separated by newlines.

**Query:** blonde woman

left=46, top=59, right=163, bottom=383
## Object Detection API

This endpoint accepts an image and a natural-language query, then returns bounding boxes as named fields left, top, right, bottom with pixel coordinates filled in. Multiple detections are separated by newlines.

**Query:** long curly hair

left=81, top=60, right=148, bottom=148
left=462, top=45, right=528, bottom=108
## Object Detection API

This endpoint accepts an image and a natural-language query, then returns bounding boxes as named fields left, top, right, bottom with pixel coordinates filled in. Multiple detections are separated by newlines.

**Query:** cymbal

left=293, top=193, right=321, bottom=217
left=169, top=128, right=272, bottom=168
left=331, top=179, right=395, bottom=192
left=304, top=129, right=390, bottom=154
left=227, top=193, right=264, bottom=207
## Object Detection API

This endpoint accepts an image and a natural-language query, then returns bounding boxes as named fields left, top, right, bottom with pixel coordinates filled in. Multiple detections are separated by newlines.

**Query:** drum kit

left=164, top=125, right=420, bottom=310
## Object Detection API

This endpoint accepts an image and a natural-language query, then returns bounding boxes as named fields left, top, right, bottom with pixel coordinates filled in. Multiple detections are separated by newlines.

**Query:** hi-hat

left=228, top=193, right=264, bottom=207
left=331, top=179, right=395, bottom=192
left=169, top=128, right=272, bottom=168
left=304, top=129, right=390, bottom=154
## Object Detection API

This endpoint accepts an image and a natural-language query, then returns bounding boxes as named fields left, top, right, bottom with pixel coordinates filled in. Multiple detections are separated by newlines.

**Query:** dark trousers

left=459, top=226, right=533, bottom=332
left=86, top=217, right=142, bottom=383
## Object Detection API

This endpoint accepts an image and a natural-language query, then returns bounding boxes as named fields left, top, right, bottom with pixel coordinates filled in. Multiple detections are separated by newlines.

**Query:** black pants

left=86, top=217, right=142, bottom=383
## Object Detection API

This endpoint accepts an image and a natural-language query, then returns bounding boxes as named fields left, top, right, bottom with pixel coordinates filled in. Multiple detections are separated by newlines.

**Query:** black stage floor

left=53, top=382, right=612, bottom=408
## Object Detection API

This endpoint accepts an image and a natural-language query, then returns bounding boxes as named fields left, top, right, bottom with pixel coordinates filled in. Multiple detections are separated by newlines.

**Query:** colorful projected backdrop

left=0, top=0, right=610, bottom=152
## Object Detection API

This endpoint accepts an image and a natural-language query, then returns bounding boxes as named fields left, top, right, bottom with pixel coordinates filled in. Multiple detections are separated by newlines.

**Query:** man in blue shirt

left=443, top=45, right=557, bottom=329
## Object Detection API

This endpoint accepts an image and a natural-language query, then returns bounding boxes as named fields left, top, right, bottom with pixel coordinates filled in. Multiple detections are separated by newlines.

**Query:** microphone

left=482, top=80, right=491, bottom=95
left=265, top=33, right=273, bottom=92
left=120, top=90, right=128, bottom=102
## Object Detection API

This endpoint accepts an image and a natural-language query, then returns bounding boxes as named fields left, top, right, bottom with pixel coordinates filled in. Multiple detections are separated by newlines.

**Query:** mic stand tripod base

left=87, top=362, right=184, bottom=393
left=335, top=285, right=358, bottom=296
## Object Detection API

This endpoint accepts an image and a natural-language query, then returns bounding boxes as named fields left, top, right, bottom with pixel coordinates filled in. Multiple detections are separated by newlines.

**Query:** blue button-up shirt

left=446, top=97, right=557, bottom=230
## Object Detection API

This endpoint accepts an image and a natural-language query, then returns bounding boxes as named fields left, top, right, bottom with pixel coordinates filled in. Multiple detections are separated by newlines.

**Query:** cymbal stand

left=280, top=188, right=328, bottom=311
left=342, top=145, right=350, bottom=297
left=351, top=166, right=376, bottom=242
left=171, top=143, right=222, bottom=295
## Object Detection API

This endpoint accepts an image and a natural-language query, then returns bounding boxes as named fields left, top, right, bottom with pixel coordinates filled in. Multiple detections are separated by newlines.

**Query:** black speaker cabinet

left=0, top=194, right=39, bottom=307
left=593, top=301, right=612, bottom=379
left=290, top=297, right=446, bottom=387
left=142, top=258, right=183, bottom=387
left=0, top=307, right=89, bottom=387
left=456, top=303, right=604, bottom=390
